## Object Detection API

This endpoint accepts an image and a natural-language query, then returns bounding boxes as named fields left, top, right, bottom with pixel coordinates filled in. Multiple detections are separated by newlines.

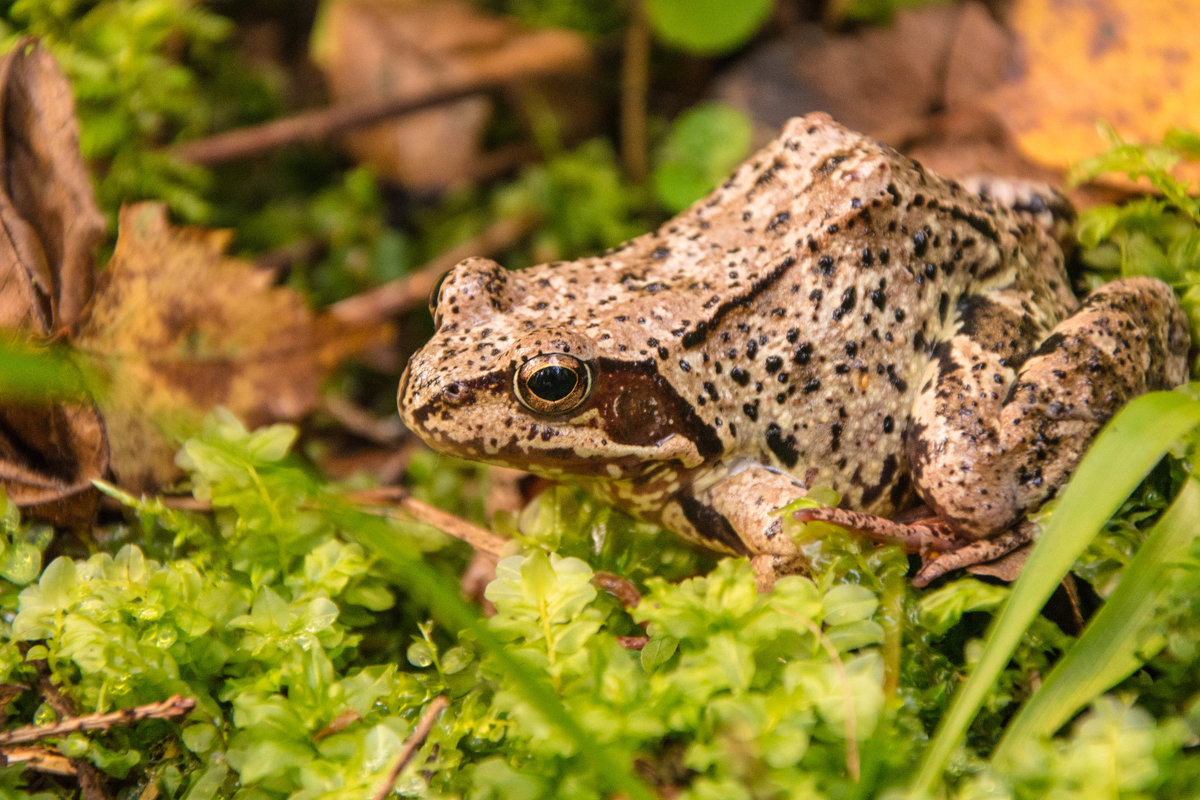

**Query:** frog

left=398, top=113, right=1189, bottom=587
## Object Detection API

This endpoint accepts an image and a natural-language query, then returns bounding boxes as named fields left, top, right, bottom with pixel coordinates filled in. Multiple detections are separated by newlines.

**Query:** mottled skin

left=399, top=114, right=1189, bottom=584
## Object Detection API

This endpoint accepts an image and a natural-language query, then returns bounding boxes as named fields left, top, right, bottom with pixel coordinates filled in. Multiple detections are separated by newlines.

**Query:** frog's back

left=552, top=114, right=1048, bottom=514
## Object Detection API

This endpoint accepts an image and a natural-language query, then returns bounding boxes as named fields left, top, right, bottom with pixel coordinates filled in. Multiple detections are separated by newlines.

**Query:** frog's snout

left=397, top=355, right=481, bottom=438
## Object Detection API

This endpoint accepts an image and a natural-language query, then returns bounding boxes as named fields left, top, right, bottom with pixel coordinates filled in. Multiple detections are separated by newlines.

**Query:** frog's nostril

left=441, top=381, right=471, bottom=406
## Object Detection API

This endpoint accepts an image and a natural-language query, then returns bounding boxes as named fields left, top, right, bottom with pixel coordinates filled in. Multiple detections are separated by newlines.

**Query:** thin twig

left=593, top=571, right=643, bottom=609
left=171, top=74, right=575, bottom=165
left=321, top=395, right=406, bottom=446
left=22, top=662, right=110, bottom=800
left=0, top=695, right=196, bottom=746
left=617, top=635, right=650, bottom=650
left=620, top=0, right=651, bottom=182
left=329, top=211, right=538, bottom=326
left=0, top=744, right=75, bottom=775
left=346, top=487, right=509, bottom=560
left=371, top=695, right=449, bottom=800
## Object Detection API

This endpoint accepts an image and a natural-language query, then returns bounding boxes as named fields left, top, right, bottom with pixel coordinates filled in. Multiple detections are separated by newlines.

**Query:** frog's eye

left=428, top=270, right=451, bottom=327
left=514, top=353, right=593, bottom=414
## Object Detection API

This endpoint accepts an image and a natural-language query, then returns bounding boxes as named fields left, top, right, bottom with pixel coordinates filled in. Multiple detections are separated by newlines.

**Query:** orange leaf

left=992, top=0, right=1200, bottom=174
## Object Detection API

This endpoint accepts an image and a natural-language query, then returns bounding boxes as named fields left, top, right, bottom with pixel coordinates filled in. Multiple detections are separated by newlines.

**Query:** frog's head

left=399, top=257, right=721, bottom=481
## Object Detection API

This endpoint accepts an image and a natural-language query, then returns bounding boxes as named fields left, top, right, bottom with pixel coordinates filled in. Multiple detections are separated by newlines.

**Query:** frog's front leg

left=661, top=462, right=809, bottom=590
left=909, top=276, right=1189, bottom=545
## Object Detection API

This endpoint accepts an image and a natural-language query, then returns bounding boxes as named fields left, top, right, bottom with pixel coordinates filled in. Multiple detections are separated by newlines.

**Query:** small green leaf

left=640, top=635, right=679, bottom=672
left=645, top=0, right=772, bottom=54
left=182, top=723, right=217, bottom=754
left=0, top=539, right=42, bottom=585
left=441, top=646, right=474, bottom=675
left=652, top=103, right=753, bottom=212
left=825, top=619, right=885, bottom=652
left=821, top=583, right=878, bottom=626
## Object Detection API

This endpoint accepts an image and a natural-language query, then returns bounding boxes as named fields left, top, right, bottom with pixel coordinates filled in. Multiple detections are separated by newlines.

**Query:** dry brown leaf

left=72, top=204, right=386, bottom=491
left=318, top=0, right=592, bottom=189
left=0, top=402, right=108, bottom=525
left=714, top=2, right=1013, bottom=164
left=0, top=39, right=109, bottom=524
left=991, top=0, right=1200, bottom=174
left=0, top=38, right=105, bottom=334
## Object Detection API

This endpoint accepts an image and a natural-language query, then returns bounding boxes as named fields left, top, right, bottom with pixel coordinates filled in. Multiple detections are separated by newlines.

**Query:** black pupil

left=528, top=365, right=578, bottom=402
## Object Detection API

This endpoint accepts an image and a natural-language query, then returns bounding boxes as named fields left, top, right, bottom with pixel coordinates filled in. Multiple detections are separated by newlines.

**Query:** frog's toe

left=750, top=552, right=810, bottom=592
left=793, top=507, right=960, bottom=553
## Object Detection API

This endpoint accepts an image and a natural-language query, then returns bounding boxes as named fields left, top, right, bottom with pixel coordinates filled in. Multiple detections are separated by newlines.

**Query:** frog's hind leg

left=907, top=276, right=1189, bottom=544
left=959, top=176, right=1075, bottom=246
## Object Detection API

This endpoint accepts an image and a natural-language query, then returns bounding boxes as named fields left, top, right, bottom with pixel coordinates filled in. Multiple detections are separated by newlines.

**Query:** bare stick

left=172, top=74, right=577, bottom=165
left=620, top=0, right=651, bottom=182
left=347, top=487, right=509, bottom=561
left=329, top=211, right=538, bottom=326
left=0, top=695, right=196, bottom=746
left=593, top=571, right=642, bottom=610
left=1, top=744, right=75, bottom=775
left=371, top=695, right=449, bottom=800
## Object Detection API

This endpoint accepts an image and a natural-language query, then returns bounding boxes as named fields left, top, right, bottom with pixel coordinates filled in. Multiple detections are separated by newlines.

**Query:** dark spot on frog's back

left=593, top=357, right=723, bottom=459
left=816, top=153, right=848, bottom=176
left=949, top=206, right=1000, bottom=243
left=765, top=423, right=799, bottom=468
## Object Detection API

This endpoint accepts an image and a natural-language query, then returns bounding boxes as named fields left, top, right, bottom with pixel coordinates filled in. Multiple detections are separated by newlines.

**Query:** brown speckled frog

left=399, top=114, right=1189, bottom=586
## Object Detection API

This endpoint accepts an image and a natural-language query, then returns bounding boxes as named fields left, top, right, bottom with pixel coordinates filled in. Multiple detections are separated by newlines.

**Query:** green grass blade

left=908, top=390, right=1200, bottom=797
left=994, top=475, right=1200, bottom=759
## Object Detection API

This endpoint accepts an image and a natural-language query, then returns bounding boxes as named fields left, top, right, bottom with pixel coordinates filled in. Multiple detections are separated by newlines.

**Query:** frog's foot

left=795, top=507, right=1037, bottom=586
left=912, top=522, right=1036, bottom=586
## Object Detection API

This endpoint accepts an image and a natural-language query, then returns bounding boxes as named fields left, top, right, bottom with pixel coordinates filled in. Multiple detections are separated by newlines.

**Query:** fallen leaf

left=991, top=0, right=1200, bottom=177
left=0, top=38, right=105, bottom=334
left=72, top=204, right=386, bottom=491
left=0, top=39, right=109, bottom=524
left=0, top=401, right=108, bottom=525
left=317, top=0, right=593, bottom=189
